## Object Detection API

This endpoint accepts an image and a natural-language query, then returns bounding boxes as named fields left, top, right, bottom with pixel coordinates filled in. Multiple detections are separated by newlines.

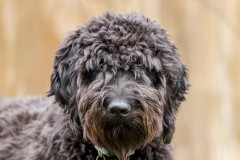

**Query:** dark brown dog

left=0, top=13, right=189, bottom=160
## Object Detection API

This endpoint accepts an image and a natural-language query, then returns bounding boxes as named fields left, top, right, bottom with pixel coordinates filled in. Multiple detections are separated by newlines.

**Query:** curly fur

left=0, top=13, right=188, bottom=160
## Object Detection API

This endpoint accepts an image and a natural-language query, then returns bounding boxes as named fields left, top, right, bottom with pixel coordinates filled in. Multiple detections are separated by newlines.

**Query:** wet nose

left=107, top=99, right=131, bottom=116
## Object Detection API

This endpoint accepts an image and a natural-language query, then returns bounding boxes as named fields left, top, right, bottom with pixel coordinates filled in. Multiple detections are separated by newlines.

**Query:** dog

left=0, top=12, right=189, bottom=160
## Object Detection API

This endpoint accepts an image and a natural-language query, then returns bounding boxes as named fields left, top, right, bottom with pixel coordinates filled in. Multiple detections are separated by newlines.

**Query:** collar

left=95, top=146, right=135, bottom=159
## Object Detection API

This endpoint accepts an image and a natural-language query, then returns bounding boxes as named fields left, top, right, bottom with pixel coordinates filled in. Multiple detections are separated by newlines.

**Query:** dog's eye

left=147, top=71, right=161, bottom=87
left=80, top=70, right=98, bottom=85
left=99, top=59, right=104, bottom=68
left=136, top=59, right=141, bottom=65
left=135, top=59, right=144, bottom=69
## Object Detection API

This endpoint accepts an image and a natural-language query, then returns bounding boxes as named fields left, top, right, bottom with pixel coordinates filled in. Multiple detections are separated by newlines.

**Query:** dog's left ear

left=160, top=39, right=189, bottom=144
left=48, top=31, right=80, bottom=109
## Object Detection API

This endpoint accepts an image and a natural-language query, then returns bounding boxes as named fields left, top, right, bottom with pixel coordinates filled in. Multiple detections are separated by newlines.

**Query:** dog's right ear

left=48, top=31, right=80, bottom=108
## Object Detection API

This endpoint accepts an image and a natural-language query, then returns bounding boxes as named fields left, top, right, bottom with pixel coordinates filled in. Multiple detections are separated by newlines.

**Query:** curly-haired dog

left=0, top=13, right=189, bottom=160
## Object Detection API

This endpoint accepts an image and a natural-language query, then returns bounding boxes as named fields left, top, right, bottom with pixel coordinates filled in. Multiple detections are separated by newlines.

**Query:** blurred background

left=0, top=0, right=239, bottom=159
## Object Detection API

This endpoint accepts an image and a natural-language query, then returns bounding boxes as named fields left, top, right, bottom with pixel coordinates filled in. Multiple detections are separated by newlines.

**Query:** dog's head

left=49, top=13, right=189, bottom=159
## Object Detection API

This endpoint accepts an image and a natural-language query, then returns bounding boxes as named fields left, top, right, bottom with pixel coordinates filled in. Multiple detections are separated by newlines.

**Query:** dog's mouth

left=106, top=114, right=131, bottom=127
left=105, top=117, right=135, bottom=143
left=90, top=117, right=145, bottom=159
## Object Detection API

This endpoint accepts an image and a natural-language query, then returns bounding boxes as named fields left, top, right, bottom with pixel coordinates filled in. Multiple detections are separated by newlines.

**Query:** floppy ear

left=161, top=43, right=189, bottom=143
left=48, top=30, right=85, bottom=138
left=48, top=31, right=80, bottom=108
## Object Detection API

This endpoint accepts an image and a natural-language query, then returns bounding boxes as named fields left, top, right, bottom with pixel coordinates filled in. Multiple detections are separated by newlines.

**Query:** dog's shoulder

left=0, top=97, right=62, bottom=160
left=0, top=96, right=61, bottom=128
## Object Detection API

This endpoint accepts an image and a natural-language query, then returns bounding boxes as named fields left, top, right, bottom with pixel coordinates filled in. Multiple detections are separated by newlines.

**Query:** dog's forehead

left=77, top=13, right=165, bottom=72
left=81, top=46, right=162, bottom=72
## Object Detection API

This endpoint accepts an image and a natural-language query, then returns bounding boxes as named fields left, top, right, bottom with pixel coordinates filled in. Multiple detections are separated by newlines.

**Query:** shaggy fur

left=0, top=13, right=189, bottom=160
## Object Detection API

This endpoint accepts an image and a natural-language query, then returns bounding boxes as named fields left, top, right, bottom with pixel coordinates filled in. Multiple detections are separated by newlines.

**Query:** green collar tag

left=95, top=146, right=135, bottom=159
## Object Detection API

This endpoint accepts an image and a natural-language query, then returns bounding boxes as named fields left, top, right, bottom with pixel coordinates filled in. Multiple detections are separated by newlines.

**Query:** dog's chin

left=92, top=120, right=146, bottom=159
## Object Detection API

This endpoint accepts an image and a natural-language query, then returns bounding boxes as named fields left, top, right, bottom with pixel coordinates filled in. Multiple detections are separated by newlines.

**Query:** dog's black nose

left=107, top=99, right=131, bottom=116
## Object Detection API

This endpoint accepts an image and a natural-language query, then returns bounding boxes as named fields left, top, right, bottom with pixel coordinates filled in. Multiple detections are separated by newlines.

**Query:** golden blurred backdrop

left=0, top=0, right=240, bottom=160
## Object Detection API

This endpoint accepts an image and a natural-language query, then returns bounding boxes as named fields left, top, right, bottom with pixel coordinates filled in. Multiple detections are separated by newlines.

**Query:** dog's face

left=77, top=67, right=164, bottom=158
left=49, top=13, right=188, bottom=159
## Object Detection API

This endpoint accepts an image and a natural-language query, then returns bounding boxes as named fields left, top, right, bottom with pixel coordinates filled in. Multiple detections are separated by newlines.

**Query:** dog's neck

left=46, top=116, right=173, bottom=160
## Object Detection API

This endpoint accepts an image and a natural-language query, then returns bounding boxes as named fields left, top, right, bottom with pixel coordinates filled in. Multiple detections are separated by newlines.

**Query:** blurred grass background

left=0, top=0, right=240, bottom=160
